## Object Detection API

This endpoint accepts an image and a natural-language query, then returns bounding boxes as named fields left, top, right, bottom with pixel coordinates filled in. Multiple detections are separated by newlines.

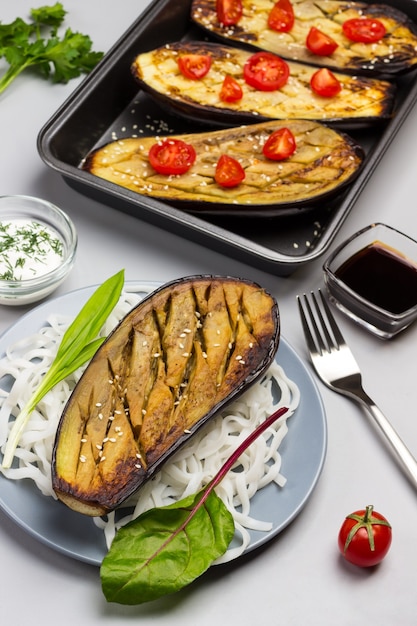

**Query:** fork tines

left=297, top=289, right=345, bottom=355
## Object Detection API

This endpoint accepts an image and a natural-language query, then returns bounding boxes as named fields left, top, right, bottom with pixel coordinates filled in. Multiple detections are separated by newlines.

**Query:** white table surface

left=1, top=1, right=417, bottom=623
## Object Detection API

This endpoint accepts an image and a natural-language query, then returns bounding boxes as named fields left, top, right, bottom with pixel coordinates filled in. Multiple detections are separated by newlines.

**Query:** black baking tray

left=37, top=0, right=417, bottom=276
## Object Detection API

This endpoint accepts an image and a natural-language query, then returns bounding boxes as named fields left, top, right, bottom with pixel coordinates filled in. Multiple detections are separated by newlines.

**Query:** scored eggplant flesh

left=83, top=120, right=364, bottom=213
left=131, top=41, right=395, bottom=127
left=191, top=0, right=417, bottom=76
left=52, top=276, right=280, bottom=516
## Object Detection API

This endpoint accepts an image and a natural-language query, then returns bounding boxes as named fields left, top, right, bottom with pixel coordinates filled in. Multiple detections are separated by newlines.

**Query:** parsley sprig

left=0, top=3, right=103, bottom=95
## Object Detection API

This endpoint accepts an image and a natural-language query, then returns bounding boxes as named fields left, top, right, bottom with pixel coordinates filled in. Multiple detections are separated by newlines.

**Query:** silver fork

left=297, top=289, right=417, bottom=490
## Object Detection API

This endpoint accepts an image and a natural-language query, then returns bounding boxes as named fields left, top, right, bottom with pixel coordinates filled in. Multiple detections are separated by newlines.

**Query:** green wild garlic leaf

left=1, top=269, right=125, bottom=469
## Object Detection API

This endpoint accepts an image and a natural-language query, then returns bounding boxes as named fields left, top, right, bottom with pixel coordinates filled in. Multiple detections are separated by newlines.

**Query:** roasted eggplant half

left=83, top=120, right=364, bottom=216
left=191, top=0, right=417, bottom=76
left=131, top=41, right=395, bottom=128
left=52, top=276, right=280, bottom=516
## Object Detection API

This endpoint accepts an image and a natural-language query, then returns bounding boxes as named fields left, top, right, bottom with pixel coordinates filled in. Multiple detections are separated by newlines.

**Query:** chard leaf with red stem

left=101, top=406, right=289, bottom=605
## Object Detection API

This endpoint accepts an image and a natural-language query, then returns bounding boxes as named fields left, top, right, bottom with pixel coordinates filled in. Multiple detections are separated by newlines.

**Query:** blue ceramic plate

left=0, top=282, right=327, bottom=565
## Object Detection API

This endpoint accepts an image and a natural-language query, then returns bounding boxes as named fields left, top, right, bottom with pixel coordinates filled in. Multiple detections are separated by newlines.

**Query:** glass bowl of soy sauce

left=323, top=223, right=417, bottom=339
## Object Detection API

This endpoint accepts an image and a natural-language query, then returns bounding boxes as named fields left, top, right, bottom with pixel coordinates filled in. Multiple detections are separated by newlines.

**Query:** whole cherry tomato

left=306, top=27, right=338, bottom=56
left=177, top=54, right=212, bottom=80
left=267, top=0, right=295, bottom=33
left=215, top=154, right=246, bottom=187
left=342, top=18, right=386, bottom=43
left=220, top=75, right=243, bottom=102
left=148, top=139, right=196, bottom=176
left=216, top=0, right=243, bottom=26
left=243, top=51, right=290, bottom=91
left=310, top=67, right=341, bottom=97
left=338, top=505, right=392, bottom=567
left=263, top=127, right=296, bottom=161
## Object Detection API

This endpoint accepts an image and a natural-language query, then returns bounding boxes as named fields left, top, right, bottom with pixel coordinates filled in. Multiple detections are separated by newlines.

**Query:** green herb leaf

left=0, top=3, right=103, bottom=95
left=101, top=490, right=235, bottom=605
left=100, top=406, right=288, bottom=605
left=1, top=269, right=125, bottom=469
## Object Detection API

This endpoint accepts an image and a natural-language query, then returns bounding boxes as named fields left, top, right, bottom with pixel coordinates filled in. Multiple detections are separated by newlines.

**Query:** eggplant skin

left=52, top=276, right=280, bottom=516
left=191, top=0, right=417, bottom=76
left=131, top=41, right=395, bottom=127
left=83, top=120, right=364, bottom=215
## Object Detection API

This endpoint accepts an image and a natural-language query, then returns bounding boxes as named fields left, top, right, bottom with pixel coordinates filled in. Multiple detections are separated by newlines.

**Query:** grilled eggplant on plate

left=83, top=120, right=364, bottom=216
left=191, top=0, right=417, bottom=76
left=52, top=276, right=280, bottom=516
left=131, top=41, right=395, bottom=127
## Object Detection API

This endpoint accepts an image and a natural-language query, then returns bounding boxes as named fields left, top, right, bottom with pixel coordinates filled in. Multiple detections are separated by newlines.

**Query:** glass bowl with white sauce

left=0, top=195, right=77, bottom=306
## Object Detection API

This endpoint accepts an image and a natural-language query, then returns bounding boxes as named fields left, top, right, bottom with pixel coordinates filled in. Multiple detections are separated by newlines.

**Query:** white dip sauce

left=0, top=218, right=64, bottom=281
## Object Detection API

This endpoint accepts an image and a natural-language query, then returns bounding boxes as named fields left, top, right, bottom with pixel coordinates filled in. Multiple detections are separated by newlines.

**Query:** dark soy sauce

left=335, top=241, right=417, bottom=314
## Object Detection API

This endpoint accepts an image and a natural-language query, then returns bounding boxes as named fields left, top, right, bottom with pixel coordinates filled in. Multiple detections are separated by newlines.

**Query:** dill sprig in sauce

left=0, top=219, right=64, bottom=281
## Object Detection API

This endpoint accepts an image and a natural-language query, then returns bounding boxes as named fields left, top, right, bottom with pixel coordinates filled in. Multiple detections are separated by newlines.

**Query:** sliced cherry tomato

left=306, top=26, right=338, bottom=56
left=216, top=0, right=243, bottom=26
left=177, top=54, right=212, bottom=80
left=338, top=505, right=392, bottom=568
left=148, top=138, right=196, bottom=176
left=243, top=51, right=290, bottom=91
left=220, top=75, right=243, bottom=102
left=263, top=127, right=296, bottom=161
left=215, top=154, right=245, bottom=187
left=310, top=67, right=342, bottom=97
left=342, top=18, right=386, bottom=43
left=267, top=0, right=295, bottom=33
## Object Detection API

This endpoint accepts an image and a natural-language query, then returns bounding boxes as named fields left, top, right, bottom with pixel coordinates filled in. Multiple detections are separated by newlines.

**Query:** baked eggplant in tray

left=131, top=41, right=396, bottom=127
left=191, top=0, right=417, bottom=76
left=83, top=120, right=364, bottom=216
left=52, top=275, right=280, bottom=516
left=36, top=0, right=417, bottom=274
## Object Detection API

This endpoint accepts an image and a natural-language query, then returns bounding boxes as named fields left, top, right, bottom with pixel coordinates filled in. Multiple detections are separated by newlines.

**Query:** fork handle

left=352, top=387, right=417, bottom=489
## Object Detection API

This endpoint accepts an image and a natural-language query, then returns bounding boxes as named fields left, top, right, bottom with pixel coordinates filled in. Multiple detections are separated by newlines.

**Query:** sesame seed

left=100, top=456, right=106, bottom=462
left=184, top=429, right=192, bottom=434
left=96, top=402, right=102, bottom=407
left=79, top=455, right=87, bottom=463
left=96, top=444, right=102, bottom=450
left=81, top=438, right=87, bottom=443
left=135, top=464, right=142, bottom=469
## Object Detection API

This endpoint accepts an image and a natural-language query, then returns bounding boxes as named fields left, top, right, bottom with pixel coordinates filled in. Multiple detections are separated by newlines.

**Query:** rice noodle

left=0, top=287, right=300, bottom=563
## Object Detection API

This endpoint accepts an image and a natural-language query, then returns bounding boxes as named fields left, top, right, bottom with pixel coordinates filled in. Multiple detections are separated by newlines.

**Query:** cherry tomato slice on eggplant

left=216, top=0, right=243, bottom=26
left=263, top=127, right=296, bottom=161
left=243, top=51, right=290, bottom=91
left=148, top=138, right=196, bottom=176
left=342, top=18, right=386, bottom=43
left=267, top=0, right=295, bottom=33
left=220, top=75, right=243, bottom=102
left=310, top=67, right=341, bottom=97
left=215, top=154, right=245, bottom=187
left=338, top=505, right=392, bottom=568
left=177, top=54, right=212, bottom=80
left=306, top=27, right=338, bottom=56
